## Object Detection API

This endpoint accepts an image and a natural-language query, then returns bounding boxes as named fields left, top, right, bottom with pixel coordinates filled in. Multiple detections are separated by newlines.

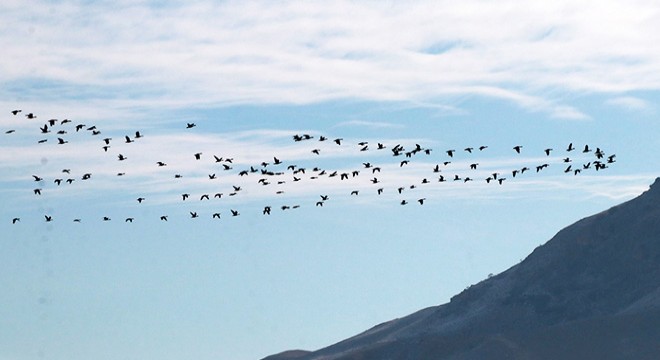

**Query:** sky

left=1, top=1, right=659, bottom=359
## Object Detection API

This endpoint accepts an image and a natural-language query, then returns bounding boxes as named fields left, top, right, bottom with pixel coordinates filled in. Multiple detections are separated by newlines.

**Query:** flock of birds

left=3, top=109, right=617, bottom=224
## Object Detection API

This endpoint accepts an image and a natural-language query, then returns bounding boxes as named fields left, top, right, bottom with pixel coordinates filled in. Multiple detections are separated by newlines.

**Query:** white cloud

left=2, top=1, right=660, bottom=119
left=606, top=96, right=651, bottom=111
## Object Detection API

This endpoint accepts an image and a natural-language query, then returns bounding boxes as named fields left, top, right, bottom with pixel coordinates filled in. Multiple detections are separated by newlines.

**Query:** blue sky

left=1, top=1, right=659, bottom=359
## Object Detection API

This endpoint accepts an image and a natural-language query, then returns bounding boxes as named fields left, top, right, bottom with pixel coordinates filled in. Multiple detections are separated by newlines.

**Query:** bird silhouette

left=513, top=145, right=523, bottom=153
left=12, top=217, right=20, bottom=224
left=213, top=213, right=221, bottom=219
left=45, top=215, right=53, bottom=222
left=160, top=216, right=168, bottom=221
left=186, top=123, right=196, bottom=129
left=190, top=212, right=199, bottom=218
left=125, top=218, right=134, bottom=222
left=194, top=152, right=202, bottom=160
left=231, top=209, right=239, bottom=216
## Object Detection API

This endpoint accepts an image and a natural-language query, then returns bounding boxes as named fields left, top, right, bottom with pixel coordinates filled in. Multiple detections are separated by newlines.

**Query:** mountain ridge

left=265, top=177, right=660, bottom=360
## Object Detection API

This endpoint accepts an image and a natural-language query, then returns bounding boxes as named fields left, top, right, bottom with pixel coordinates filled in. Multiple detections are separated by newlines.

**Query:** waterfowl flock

left=3, top=109, right=617, bottom=224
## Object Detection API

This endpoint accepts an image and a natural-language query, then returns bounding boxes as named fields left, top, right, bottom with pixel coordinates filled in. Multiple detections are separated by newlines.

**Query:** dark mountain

left=265, top=178, right=660, bottom=360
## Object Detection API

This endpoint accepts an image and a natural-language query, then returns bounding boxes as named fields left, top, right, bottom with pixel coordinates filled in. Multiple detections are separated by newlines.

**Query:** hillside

left=265, top=177, right=660, bottom=360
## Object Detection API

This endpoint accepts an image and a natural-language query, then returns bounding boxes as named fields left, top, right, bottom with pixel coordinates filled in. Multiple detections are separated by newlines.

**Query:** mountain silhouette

left=265, top=177, right=660, bottom=360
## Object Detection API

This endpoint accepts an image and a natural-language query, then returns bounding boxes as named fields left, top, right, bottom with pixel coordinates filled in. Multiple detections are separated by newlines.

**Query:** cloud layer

left=2, top=0, right=660, bottom=118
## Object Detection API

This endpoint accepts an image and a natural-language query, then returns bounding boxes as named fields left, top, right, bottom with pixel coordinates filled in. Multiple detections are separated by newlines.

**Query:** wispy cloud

left=606, top=96, right=651, bottom=111
left=0, top=122, right=637, bottom=214
left=2, top=1, right=660, bottom=120
left=334, top=120, right=405, bottom=129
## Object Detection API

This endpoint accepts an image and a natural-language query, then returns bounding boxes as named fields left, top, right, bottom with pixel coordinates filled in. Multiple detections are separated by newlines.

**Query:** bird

left=5, top=129, right=15, bottom=134
left=118, top=154, right=127, bottom=161
left=470, top=163, right=478, bottom=170
left=32, top=175, right=43, bottom=182
left=263, top=206, right=271, bottom=215
left=186, top=123, right=196, bottom=129
left=200, top=194, right=210, bottom=200
left=194, top=152, right=202, bottom=160
left=11, top=110, right=21, bottom=115
left=567, top=143, right=575, bottom=152
left=334, top=138, right=343, bottom=145
left=212, top=213, right=221, bottom=219
left=400, top=200, right=408, bottom=205
left=231, top=209, right=240, bottom=216
left=312, top=149, right=321, bottom=155
left=137, top=197, right=145, bottom=203
left=160, top=216, right=168, bottom=221
left=513, top=145, right=523, bottom=153
left=583, top=144, right=591, bottom=153
left=418, top=198, right=426, bottom=205
left=124, top=135, right=133, bottom=143
left=82, top=173, right=92, bottom=180
left=45, top=215, right=53, bottom=222
left=182, top=194, right=190, bottom=201
left=125, top=218, right=134, bottom=222
left=33, top=188, right=42, bottom=195
left=135, top=131, right=143, bottom=139
left=54, top=179, right=62, bottom=185
left=103, top=217, right=111, bottom=221
left=544, top=148, right=553, bottom=156
left=12, top=218, right=20, bottom=224
left=190, top=212, right=199, bottom=218
left=446, top=149, right=455, bottom=157
left=39, top=124, right=49, bottom=133
left=351, top=190, right=359, bottom=195
left=157, top=161, right=167, bottom=167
